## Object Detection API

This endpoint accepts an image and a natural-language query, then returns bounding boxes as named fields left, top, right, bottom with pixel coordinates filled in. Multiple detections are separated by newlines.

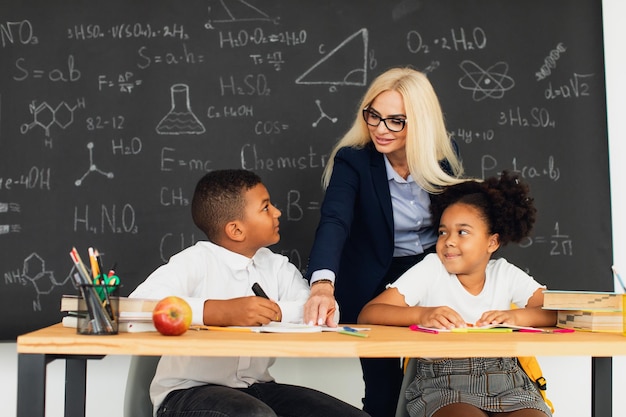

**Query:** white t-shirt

left=130, top=241, right=315, bottom=414
left=389, top=253, right=545, bottom=324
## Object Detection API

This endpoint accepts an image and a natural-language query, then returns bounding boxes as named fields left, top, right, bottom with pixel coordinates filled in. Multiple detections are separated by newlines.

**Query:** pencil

left=88, top=247, right=100, bottom=281
left=337, top=330, right=368, bottom=337
left=193, top=325, right=254, bottom=333
left=611, top=265, right=626, bottom=292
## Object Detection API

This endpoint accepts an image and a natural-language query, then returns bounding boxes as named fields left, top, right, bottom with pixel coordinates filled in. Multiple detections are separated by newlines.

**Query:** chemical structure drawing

left=296, top=28, right=369, bottom=89
left=20, top=98, right=85, bottom=137
left=21, top=252, right=72, bottom=311
left=458, top=60, right=515, bottom=101
left=204, top=0, right=278, bottom=29
left=311, top=99, right=338, bottom=127
left=75, top=142, right=114, bottom=186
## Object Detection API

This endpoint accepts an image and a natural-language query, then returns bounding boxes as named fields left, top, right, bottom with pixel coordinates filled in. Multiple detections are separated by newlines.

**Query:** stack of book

left=556, top=310, right=622, bottom=332
left=543, top=290, right=623, bottom=333
left=61, top=294, right=159, bottom=333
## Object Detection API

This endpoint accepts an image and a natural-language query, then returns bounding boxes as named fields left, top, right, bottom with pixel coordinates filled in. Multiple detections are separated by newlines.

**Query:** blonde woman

left=304, top=67, right=464, bottom=417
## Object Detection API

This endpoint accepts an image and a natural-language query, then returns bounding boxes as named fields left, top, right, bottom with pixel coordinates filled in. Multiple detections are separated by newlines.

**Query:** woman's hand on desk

left=304, top=282, right=337, bottom=327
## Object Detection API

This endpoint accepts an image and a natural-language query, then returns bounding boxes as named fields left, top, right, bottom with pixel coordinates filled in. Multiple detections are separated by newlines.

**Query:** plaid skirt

left=405, top=357, right=552, bottom=417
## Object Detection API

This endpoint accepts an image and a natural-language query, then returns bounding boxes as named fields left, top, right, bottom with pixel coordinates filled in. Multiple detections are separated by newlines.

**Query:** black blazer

left=305, top=142, right=455, bottom=322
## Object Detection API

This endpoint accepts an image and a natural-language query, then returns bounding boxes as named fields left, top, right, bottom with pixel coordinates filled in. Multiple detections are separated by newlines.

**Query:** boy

left=130, top=169, right=369, bottom=417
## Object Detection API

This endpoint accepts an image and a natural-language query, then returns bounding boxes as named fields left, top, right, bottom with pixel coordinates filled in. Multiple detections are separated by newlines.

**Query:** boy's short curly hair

left=191, top=170, right=262, bottom=242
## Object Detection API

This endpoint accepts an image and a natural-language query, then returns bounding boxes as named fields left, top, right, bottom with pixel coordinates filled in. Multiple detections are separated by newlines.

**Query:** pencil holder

left=77, top=283, right=119, bottom=335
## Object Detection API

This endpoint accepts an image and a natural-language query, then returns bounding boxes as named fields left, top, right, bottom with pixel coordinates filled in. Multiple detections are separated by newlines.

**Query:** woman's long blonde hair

left=322, top=67, right=464, bottom=193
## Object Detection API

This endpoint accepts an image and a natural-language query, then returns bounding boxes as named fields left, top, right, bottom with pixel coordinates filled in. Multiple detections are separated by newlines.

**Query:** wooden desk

left=17, top=324, right=626, bottom=417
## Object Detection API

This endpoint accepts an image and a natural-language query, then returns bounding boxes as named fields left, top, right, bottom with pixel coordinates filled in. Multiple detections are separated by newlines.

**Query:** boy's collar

left=202, top=240, right=263, bottom=270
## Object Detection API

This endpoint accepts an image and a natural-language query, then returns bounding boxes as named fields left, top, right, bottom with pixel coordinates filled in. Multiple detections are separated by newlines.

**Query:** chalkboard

left=0, top=0, right=612, bottom=340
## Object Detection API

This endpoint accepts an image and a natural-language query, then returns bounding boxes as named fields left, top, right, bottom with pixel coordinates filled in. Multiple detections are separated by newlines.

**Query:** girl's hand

left=476, top=310, right=515, bottom=327
left=420, top=306, right=466, bottom=329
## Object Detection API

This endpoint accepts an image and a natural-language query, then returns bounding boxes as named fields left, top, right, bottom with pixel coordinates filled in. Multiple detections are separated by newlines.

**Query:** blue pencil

left=611, top=265, right=626, bottom=292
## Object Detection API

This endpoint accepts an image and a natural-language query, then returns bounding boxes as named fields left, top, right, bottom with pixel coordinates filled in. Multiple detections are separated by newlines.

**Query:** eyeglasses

left=362, top=108, right=407, bottom=132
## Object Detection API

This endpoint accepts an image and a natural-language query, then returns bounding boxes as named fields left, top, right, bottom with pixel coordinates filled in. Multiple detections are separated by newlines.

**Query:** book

left=557, top=310, right=623, bottom=333
left=61, top=294, right=159, bottom=313
left=250, top=323, right=370, bottom=334
left=196, top=323, right=323, bottom=333
left=193, top=323, right=371, bottom=334
left=119, top=321, right=157, bottom=333
left=410, top=323, right=545, bottom=333
left=542, top=290, right=623, bottom=311
left=62, top=315, right=157, bottom=333
left=251, top=323, right=323, bottom=333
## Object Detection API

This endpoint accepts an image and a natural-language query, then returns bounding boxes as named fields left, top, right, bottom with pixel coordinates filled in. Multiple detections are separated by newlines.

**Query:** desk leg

left=17, top=353, right=47, bottom=417
left=65, top=358, right=88, bottom=417
left=591, top=357, right=612, bottom=417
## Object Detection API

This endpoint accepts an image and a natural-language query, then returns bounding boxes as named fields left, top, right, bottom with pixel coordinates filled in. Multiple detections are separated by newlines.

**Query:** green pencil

left=338, top=330, right=369, bottom=337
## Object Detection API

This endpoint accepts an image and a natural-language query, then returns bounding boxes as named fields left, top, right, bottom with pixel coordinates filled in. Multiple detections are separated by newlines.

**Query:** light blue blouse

left=383, top=155, right=436, bottom=257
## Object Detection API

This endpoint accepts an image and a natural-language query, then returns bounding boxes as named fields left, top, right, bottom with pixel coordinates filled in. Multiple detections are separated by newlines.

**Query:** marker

left=94, top=249, right=106, bottom=284
left=550, top=328, right=575, bottom=333
left=95, top=250, right=115, bottom=319
left=465, top=328, right=513, bottom=333
left=107, top=262, right=118, bottom=278
left=611, top=265, right=626, bottom=292
left=409, top=324, right=439, bottom=334
left=252, top=282, right=269, bottom=299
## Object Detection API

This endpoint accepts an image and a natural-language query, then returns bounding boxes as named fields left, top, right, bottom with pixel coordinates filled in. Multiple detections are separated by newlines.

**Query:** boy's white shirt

left=130, top=241, right=332, bottom=415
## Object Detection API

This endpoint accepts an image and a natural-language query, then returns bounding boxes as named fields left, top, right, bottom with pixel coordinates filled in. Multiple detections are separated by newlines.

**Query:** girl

left=358, top=171, right=556, bottom=417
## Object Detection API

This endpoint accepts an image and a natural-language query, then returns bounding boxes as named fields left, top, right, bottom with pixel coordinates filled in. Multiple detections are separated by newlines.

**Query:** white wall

left=2, top=1, right=625, bottom=415
left=604, top=0, right=626, bottom=412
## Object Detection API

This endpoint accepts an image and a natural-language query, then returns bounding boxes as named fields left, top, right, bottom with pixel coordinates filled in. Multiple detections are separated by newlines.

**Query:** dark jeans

left=361, top=249, right=435, bottom=417
left=157, top=381, right=371, bottom=417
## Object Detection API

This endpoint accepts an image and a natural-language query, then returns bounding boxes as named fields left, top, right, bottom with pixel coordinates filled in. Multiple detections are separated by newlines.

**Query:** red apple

left=152, top=296, right=192, bottom=336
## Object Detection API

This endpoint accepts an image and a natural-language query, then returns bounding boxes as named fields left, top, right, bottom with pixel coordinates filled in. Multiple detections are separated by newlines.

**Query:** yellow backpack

left=517, top=356, right=554, bottom=413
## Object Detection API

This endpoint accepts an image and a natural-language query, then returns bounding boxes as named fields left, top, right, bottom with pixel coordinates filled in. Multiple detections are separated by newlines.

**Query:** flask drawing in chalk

left=156, top=83, right=205, bottom=135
